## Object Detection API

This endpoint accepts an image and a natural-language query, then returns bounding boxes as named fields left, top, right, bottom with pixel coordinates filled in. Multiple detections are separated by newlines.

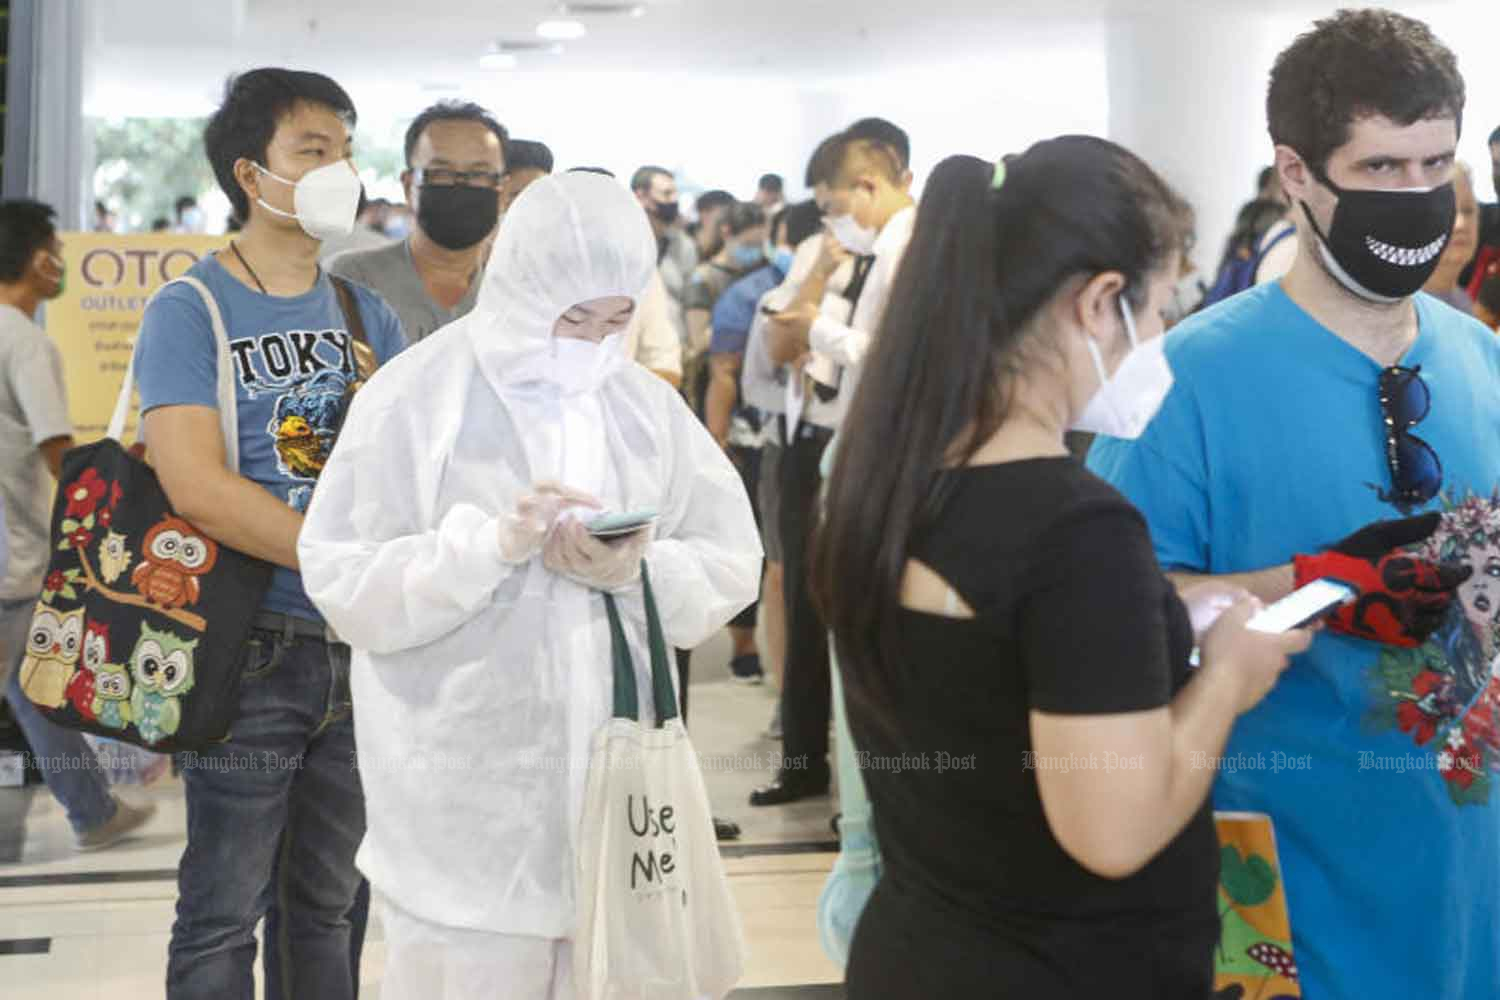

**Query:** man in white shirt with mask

left=753, top=122, right=916, bottom=806
left=297, top=171, right=761, bottom=998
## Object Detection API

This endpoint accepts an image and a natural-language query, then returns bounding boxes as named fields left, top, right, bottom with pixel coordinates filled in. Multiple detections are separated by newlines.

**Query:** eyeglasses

left=413, top=168, right=505, bottom=189
left=1377, top=365, right=1442, bottom=511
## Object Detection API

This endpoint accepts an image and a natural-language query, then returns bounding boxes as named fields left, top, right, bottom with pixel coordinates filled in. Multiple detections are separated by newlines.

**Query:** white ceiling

left=81, top=0, right=1362, bottom=117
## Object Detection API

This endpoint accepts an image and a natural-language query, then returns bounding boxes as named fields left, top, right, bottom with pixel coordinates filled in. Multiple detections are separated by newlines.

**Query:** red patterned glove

left=1292, top=513, right=1471, bottom=648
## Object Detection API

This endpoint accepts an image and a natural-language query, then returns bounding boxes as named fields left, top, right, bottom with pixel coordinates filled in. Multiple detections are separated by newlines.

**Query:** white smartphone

left=585, top=509, right=659, bottom=539
left=1246, top=578, right=1356, bottom=634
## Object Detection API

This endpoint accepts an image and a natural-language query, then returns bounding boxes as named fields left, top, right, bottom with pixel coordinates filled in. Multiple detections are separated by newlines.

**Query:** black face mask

left=1299, top=172, right=1456, bottom=302
left=418, top=184, right=499, bottom=250
left=653, top=199, right=680, bottom=225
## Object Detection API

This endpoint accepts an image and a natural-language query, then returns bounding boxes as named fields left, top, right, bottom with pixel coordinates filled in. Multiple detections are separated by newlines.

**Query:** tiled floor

left=0, top=630, right=846, bottom=998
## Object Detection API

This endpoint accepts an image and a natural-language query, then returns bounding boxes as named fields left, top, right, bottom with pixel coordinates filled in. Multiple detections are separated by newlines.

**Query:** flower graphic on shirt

left=1394, top=670, right=1458, bottom=745
left=1438, top=728, right=1484, bottom=790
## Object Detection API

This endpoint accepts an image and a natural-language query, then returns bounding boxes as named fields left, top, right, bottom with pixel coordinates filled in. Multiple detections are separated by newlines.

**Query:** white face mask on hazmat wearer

left=253, top=160, right=361, bottom=241
left=1070, top=294, right=1175, bottom=440
left=550, top=335, right=625, bottom=396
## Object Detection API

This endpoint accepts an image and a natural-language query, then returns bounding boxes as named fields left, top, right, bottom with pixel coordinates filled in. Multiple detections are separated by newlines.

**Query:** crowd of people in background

left=2, top=5, right=1500, bottom=999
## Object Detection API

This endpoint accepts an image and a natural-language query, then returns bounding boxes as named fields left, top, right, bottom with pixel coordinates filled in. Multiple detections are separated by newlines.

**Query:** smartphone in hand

left=1246, top=578, right=1355, bottom=634
left=585, top=509, right=659, bottom=539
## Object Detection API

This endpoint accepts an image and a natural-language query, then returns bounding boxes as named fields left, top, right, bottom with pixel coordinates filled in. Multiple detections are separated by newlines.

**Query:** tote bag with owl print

left=17, top=276, right=273, bottom=752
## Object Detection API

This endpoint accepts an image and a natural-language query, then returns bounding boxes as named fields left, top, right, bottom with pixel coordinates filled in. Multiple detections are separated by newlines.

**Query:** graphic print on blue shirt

left=227, top=331, right=360, bottom=511
left=1375, top=491, right=1500, bottom=805
left=134, top=255, right=406, bottom=623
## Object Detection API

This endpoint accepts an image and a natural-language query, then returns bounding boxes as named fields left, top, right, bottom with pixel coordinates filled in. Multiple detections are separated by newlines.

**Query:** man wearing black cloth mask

left=329, top=100, right=507, bottom=342
left=1091, top=11, right=1499, bottom=996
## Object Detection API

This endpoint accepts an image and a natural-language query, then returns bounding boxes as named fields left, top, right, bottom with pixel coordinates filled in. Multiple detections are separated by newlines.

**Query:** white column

left=1106, top=8, right=1283, bottom=280
left=31, top=0, right=92, bottom=228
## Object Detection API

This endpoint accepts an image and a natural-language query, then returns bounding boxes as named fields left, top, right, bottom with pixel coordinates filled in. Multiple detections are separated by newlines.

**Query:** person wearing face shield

left=328, top=100, right=508, bottom=344
left=752, top=124, right=916, bottom=808
left=132, top=68, right=408, bottom=999
left=1091, top=11, right=1500, bottom=998
left=297, top=171, right=761, bottom=998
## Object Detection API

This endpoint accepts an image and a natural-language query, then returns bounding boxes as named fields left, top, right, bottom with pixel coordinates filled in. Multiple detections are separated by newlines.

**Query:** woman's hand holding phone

left=1199, top=598, right=1315, bottom=715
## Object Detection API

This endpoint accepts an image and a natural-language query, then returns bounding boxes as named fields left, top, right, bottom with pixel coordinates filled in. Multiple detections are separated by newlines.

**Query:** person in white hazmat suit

left=297, top=171, right=762, bottom=998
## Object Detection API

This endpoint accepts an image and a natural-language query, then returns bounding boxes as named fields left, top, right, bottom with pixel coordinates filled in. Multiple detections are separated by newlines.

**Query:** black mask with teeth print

left=1299, top=171, right=1456, bottom=302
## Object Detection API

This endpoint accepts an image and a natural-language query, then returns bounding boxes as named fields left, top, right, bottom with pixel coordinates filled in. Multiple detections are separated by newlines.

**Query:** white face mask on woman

left=550, top=335, right=622, bottom=396
left=1070, top=295, right=1174, bottom=440
left=254, top=160, right=361, bottom=241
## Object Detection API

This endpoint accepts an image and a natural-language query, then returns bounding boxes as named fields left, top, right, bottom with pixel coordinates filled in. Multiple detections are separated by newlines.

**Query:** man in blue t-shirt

left=134, top=69, right=404, bottom=1000
left=1090, top=12, right=1499, bottom=1000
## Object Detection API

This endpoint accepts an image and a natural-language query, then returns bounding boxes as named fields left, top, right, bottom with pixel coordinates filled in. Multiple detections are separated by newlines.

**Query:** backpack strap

left=110, top=275, right=241, bottom=473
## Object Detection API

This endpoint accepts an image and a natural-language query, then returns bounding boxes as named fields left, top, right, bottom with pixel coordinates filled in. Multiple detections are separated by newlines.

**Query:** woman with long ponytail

left=813, top=139, right=1312, bottom=996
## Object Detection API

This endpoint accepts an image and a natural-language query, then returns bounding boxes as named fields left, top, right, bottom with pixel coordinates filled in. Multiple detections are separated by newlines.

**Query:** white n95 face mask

left=1071, top=295, right=1174, bottom=439
left=254, top=160, right=361, bottom=241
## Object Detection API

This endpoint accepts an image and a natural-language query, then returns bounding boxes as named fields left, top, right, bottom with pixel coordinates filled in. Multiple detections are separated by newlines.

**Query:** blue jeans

left=0, top=596, right=117, bottom=835
left=166, top=622, right=366, bottom=1000
left=262, top=872, right=369, bottom=999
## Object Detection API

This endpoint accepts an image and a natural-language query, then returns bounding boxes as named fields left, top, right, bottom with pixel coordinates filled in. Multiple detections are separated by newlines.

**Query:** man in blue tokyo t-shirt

left=1090, top=12, right=1499, bottom=1000
left=134, top=69, right=404, bottom=1000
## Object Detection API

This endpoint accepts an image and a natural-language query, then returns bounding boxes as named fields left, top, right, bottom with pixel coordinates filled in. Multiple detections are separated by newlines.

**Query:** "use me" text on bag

left=575, top=564, right=747, bottom=1000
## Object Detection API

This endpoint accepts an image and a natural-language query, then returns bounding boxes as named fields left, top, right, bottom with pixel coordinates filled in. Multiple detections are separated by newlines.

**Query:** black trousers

left=777, top=425, right=834, bottom=784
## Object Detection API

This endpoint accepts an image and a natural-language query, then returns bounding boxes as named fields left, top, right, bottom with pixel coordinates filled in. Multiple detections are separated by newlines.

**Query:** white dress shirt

left=808, top=204, right=917, bottom=427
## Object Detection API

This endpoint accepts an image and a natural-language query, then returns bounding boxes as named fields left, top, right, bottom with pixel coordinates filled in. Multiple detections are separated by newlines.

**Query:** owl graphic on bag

left=92, top=663, right=134, bottom=731
left=19, top=604, right=84, bottom=710
left=130, top=515, right=219, bottom=611
left=127, top=623, right=198, bottom=744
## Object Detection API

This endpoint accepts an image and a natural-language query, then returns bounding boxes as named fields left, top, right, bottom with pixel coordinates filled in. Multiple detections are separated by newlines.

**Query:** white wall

left=67, top=1, right=1500, bottom=238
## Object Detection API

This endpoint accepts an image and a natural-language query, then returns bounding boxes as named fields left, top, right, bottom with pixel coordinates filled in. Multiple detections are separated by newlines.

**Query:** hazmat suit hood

left=466, top=171, right=657, bottom=394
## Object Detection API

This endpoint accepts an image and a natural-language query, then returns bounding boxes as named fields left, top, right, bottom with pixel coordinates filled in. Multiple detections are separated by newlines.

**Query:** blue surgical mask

left=771, top=248, right=795, bottom=275
left=730, top=244, right=764, bottom=269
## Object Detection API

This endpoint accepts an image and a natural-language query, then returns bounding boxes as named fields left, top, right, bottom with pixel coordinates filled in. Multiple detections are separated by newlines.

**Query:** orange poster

left=43, top=233, right=227, bottom=443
